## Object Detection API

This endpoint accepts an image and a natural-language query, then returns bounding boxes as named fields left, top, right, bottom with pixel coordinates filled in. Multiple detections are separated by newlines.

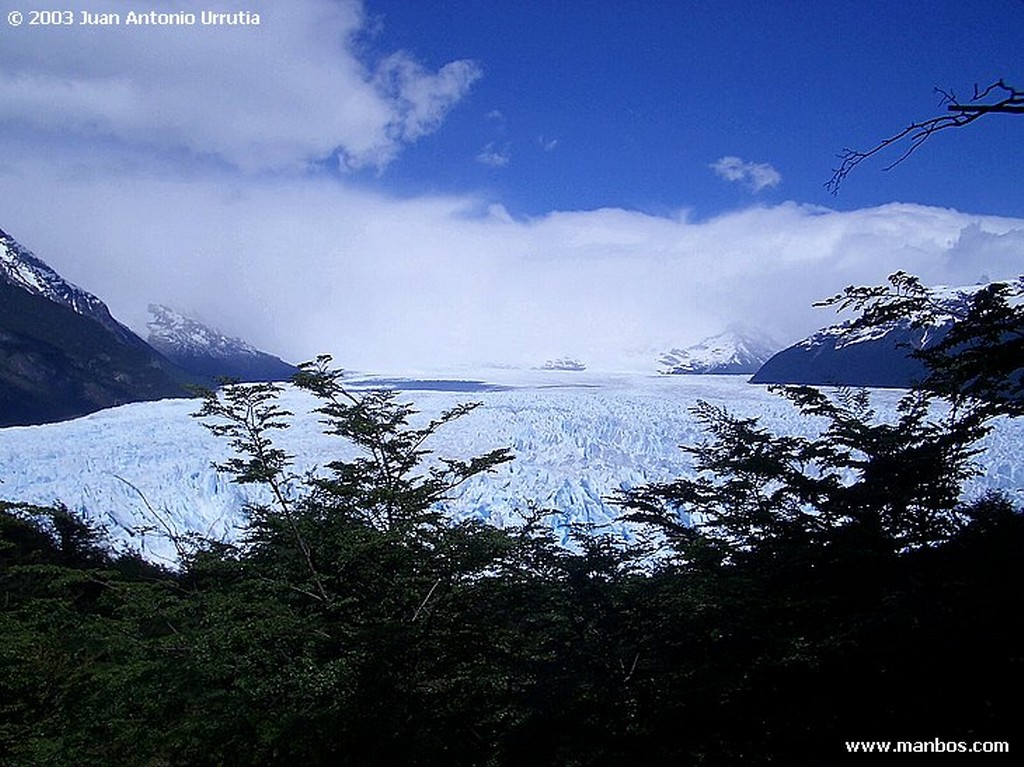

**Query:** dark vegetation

left=2, top=276, right=1022, bottom=765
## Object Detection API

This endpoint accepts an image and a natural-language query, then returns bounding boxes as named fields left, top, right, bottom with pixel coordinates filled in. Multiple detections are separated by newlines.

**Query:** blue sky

left=357, top=0, right=1023, bottom=218
left=0, top=0, right=1022, bottom=371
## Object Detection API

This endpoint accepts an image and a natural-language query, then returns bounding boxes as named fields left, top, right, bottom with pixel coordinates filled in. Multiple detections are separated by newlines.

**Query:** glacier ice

left=1, top=370, right=1022, bottom=564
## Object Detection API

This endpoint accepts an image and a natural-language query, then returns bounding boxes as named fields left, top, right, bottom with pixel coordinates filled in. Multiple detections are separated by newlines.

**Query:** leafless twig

left=826, top=79, right=1022, bottom=194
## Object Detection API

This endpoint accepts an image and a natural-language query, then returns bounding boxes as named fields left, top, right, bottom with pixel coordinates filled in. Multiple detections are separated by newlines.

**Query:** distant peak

left=660, top=328, right=779, bottom=375
left=147, top=304, right=261, bottom=358
left=145, top=303, right=296, bottom=382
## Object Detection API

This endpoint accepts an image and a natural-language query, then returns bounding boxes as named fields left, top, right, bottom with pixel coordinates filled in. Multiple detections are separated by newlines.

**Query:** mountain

left=749, top=286, right=985, bottom=389
left=0, top=228, right=139, bottom=345
left=1, top=228, right=190, bottom=426
left=659, top=328, right=778, bottom=375
left=147, top=304, right=297, bottom=382
left=750, top=318, right=952, bottom=388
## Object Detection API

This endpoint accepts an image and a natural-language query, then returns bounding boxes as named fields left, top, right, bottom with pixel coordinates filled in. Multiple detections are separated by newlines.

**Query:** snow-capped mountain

left=750, top=287, right=976, bottom=389
left=1, top=228, right=137, bottom=346
left=750, top=319, right=949, bottom=388
left=1, top=228, right=190, bottom=426
left=659, top=328, right=778, bottom=375
left=147, top=304, right=297, bottom=382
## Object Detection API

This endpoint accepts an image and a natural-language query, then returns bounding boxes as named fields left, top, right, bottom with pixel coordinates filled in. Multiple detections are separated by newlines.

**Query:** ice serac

left=0, top=227, right=190, bottom=426
left=536, top=357, right=587, bottom=372
left=660, top=328, right=778, bottom=375
left=146, top=304, right=297, bottom=383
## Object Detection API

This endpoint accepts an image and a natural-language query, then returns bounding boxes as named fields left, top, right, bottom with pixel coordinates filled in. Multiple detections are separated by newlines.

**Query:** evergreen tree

left=613, top=273, right=1024, bottom=759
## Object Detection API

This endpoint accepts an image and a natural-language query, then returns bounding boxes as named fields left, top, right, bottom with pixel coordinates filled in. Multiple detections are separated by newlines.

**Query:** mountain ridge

left=1, top=228, right=191, bottom=426
left=660, top=328, right=779, bottom=375
left=750, top=287, right=979, bottom=388
left=0, top=228, right=140, bottom=347
left=147, top=304, right=297, bottom=382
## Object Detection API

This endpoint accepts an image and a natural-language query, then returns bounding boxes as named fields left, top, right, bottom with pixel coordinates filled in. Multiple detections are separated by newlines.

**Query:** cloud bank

left=3, top=157, right=1021, bottom=372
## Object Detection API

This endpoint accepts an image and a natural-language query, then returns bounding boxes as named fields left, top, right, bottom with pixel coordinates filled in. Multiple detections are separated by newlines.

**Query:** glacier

left=2, top=369, right=1023, bottom=565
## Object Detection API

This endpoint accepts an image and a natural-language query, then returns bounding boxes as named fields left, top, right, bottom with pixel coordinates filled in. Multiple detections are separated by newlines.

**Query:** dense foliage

left=2, top=278, right=1022, bottom=765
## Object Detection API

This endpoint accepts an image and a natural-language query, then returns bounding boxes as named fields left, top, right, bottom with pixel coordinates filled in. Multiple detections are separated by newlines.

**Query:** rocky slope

left=660, top=328, right=778, bottom=375
left=1, top=229, right=190, bottom=426
left=147, top=304, right=296, bottom=382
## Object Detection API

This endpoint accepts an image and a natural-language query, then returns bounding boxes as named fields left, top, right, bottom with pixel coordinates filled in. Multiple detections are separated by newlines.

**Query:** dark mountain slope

left=0, top=281, right=191, bottom=426
left=147, top=304, right=297, bottom=383
left=751, top=319, right=950, bottom=388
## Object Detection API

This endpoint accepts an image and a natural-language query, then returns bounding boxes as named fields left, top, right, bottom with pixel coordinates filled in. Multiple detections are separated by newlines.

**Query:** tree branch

left=827, top=80, right=1022, bottom=194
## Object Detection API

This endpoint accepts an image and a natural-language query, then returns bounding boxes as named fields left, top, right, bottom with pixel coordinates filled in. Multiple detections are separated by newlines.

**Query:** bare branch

left=827, top=80, right=1022, bottom=194
left=411, top=577, right=443, bottom=622
left=112, top=473, right=192, bottom=564
left=621, top=650, right=641, bottom=684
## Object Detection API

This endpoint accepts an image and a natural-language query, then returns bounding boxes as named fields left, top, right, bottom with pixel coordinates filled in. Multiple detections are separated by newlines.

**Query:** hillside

left=147, top=303, right=297, bottom=382
left=1, top=228, right=193, bottom=425
left=0, top=280, right=190, bottom=426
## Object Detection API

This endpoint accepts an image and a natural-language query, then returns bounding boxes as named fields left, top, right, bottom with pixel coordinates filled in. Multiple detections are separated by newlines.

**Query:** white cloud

left=0, top=0, right=481, bottom=172
left=539, top=136, right=559, bottom=151
left=372, top=53, right=482, bottom=146
left=711, top=156, right=782, bottom=192
left=476, top=142, right=510, bottom=167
